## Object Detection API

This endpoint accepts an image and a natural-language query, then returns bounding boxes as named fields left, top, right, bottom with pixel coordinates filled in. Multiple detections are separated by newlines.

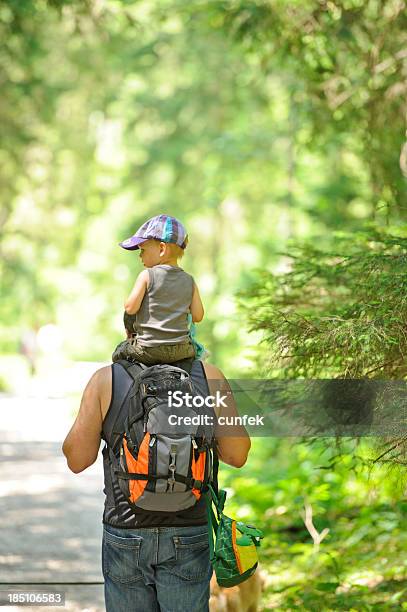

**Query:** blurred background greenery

left=1, top=0, right=406, bottom=609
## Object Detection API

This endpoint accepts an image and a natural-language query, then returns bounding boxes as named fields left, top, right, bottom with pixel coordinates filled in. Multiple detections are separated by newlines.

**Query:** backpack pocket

left=154, top=434, right=192, bottom=493
left=116, top=433, right=210, bottom=511
left=118, top=433, right=150, bottom=504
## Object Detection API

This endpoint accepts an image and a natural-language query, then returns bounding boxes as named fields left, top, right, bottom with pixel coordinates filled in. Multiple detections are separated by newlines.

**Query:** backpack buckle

left=142, top=383, right=158, bottom=395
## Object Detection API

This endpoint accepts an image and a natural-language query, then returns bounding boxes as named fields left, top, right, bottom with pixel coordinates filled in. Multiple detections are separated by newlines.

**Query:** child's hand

left=188, top=312, right=207, bottom=360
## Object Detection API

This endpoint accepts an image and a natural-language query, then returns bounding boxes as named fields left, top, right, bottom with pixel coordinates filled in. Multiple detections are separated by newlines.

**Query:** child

left=112, top=214, right=205, bottom=366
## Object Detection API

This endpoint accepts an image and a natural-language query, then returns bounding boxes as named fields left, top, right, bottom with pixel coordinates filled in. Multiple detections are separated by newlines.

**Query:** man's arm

left=203, top=362, right=251, bottom=468
left=62, top=366, right=111, bottom=473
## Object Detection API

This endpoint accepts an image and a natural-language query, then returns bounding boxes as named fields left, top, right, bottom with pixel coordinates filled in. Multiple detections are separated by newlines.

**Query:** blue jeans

left=102, top=523, right=212, bottom=612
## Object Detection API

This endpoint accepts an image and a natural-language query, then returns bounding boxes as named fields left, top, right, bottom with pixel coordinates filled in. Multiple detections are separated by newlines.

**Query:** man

left=62, top=359, right=251, bottom=612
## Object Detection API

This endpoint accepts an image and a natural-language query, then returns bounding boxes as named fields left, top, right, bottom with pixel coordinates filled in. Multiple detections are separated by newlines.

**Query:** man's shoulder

left=201, top=362, right=224, bottom=380
left=86, top=365, right=112, bottom=420
left=92, top=364, right=112, bottom=379
left=87, top=365, right=112, bottom=394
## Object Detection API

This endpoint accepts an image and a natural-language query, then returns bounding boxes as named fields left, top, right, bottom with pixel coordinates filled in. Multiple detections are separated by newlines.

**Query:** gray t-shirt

left=134, top=264, right=194, bottom=346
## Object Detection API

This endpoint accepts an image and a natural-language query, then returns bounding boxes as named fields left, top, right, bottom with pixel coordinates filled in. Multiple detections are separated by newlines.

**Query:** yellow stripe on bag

left=231, top=520, right=259, bottom=574
left=236, top=541, right=258, bottom=574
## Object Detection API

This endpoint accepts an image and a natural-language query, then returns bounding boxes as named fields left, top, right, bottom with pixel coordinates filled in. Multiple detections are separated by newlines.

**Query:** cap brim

left=119, top=236, right=148, bottom=250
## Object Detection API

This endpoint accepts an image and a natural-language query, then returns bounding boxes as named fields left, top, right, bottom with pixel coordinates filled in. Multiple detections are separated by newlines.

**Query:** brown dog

left=209, top=570, right=265, bottom=612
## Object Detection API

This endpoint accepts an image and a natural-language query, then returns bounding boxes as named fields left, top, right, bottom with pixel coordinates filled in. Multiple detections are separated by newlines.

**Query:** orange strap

left=123, top=434, right=150, bottom=502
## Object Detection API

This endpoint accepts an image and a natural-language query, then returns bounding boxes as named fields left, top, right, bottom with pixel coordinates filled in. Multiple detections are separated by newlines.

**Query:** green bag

left=205, top=483, right=264, bottom=587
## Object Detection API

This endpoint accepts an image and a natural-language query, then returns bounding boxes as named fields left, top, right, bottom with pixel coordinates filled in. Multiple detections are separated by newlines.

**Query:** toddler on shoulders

left=112, top=215, right=205, bottom=366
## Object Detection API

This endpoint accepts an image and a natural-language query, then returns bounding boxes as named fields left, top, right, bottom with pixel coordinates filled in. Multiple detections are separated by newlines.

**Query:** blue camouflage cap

left=119, top=215, right=188, bottom=250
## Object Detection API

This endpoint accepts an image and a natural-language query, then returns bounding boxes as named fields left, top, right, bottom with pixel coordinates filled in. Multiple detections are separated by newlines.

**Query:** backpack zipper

left=168, top=443, right=177, bottom=492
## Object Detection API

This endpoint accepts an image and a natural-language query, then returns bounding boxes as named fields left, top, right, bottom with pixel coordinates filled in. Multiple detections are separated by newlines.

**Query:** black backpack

left=111, top=360, right=217, bottom=512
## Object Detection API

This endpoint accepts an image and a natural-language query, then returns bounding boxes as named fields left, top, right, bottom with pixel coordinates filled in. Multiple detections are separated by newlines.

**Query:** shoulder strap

left=190, top=359, right=210, bottom=391
left=117, top=359, right=147, bottom=380
left=205, top=482, right=226, bottom=563
left=102, top=363, right=134, bottom=445
left=170, top=357, right=194, bottom=374
left=212, top=446, right=219, bottom=496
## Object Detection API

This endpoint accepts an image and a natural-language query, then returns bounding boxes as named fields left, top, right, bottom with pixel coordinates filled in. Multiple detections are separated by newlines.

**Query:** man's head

left=119, top=215, right=188, bottom=252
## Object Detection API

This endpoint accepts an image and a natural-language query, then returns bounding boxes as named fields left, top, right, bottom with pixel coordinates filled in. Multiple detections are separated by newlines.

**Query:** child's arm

left=124, top=270, right=149, bottom=315
left=190, top=281, right=204, bottom=323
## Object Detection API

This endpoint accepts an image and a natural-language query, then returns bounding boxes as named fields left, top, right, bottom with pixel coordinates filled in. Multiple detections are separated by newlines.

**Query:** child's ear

left=159, top=242, right=167, bottom=257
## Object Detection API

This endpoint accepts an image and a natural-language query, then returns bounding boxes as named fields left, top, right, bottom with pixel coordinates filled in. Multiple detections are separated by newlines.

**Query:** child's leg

left=111, top=340, right=182, bottom=367
left=141, top=342, right=195, bottom=364
left=112, top=338, right=158, bottom=367
left=112, top=338, right=195, bottom=367
left=111, top=339, right=139, bottom=363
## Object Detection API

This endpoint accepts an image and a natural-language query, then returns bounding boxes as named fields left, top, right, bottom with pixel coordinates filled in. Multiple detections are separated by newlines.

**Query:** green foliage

left=206, top=0, right=407, bottom=220
left=2, top=0, right=406, bottom=368
left=221, top=438, right=407, bottom=610
left=239, top=229, right=407, bottom=379
left=238, top=229, right=407, bottom=470
left=1, top=3, right=406, bottom=607
left=0, top=0, right=112, bottom=344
